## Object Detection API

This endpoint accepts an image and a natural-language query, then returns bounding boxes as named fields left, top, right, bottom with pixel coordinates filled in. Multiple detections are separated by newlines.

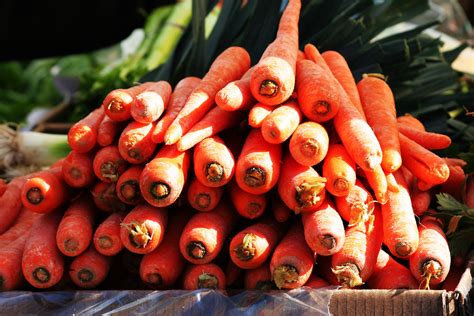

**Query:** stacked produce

left=0, top=0, right=472, bottom=293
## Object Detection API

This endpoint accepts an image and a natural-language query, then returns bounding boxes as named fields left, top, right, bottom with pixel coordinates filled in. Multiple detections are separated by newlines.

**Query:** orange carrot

left=179, top=201, right=236, bottom=264
left=302, top=199, right=345, bottom=256
left=140, top=144, right=191, bottom=207
left=249, top=0, right=301, bottom=106
left=261, top=100, right=302, bottom=144
left=289, top=121, right=329, bottom=167
left=398, top=124, right=451, bottom=150
left=397, top=114, right=425, bottom=131
left=277, top=153, right=326, bottom=214
left=409, top=217, right=451, bottom=289
left=0, top=177, right=26, bottom=234
left=56, top=197, right=95, bottom=257
left=334, top=180, right=374, bottom=225
left=177, top=105, right=245, bottom=151
left=93, top=212, right=125, bottom=256
left=382, top=170, right=419, bottom=258
left=131, top=81, right=172, bottom=124
left=187, top=177, right=224, bottom=212
left=193, top=135, right=235, bottom=187
left=411, top=184, right=432, bottom=217
left=69, top=247, right=111, bottom=289
left=271, top=194, right=292, bottom=223
left=235, top=128, right=282, bottom=195
left=116, top=165, right=144, bottom=205
left=62, top=151, right=95, bottom=188
left=165, top=47, right=250, bottom=144
left=270, top=221, right=314, bottom=289
left=120, top=204, right=168, bottom=254
left=366, top=249, right=418, bottom=289
left=215, top=67, right=255, bottom=111
left=102, top=82, right=153, bottom=121
left=91, top=181, right=128, bottom=213
left=68, top=107, right=105, bottom=153
left=303, top=44, right=330, bottom=72
left=22, top=211, right=64, bottom=289
left=305, top=274, right=330, bottom=289
left=244, top=262, right=275, bottom=291
left=152, top=77, right=201, bottom=143
left=93, top=145, right=128, bottom=183
left=97, top=115, right=122, bottom=147
left=331, top=207, right=383, bottom=288
left=229, top=180, right=267, bottom=219
left=183, top=263, right=226, bottom=290
left=444, top=157, right=467, bottom=168
left=364, top=164, right=388, bottom=204
left=0, top=208, right=41, bottom=249
left=439, top=162, right=465, bottom=201
left=248, top=103, right=273, bottom=128
left=322, top=143, right=356, bottom=197
left=386, top=172, right=400, bottom=193
left=118, top=121, right=157, bottom=164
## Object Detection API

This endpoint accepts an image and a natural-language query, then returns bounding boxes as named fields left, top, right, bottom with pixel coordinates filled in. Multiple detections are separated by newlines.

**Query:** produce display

left=0, top=0, right=473, bottom=296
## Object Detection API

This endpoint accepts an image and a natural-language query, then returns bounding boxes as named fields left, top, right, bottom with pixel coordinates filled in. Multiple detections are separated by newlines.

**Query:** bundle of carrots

left=0, top=0, right=471, bottom=293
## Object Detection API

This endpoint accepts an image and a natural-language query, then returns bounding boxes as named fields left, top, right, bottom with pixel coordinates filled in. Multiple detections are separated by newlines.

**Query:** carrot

left=261, top=100, right=302, bottom=144
left=193, top=135, right=235, bottom=188
left=303, top=44, right=330, bottom=72
left=444, top=157, right=467, bottom=168
left=21, top=167, right=70, bottom=214
left=183, top=263, right=226, bottom=290
left=97, top=115, right=122, bottom=147
left=277, top=153, right=326, bottom=214
left=0, top=179, right=7, bottom=197
left=61, top=150, right=95, bottom=188
left=235, top=128, right=282, bottom=195
left=140, top=209, right=193, bottom=289
left=322, top=143, right=356, bottom=197
left=439, top=163, right=465, bottom=201
left=225, top=260, right=244, bottom=288
left=0, top=208, right=41, bottom=249
left=177, top=105, right=245, bottom=151
left=289, top=121, right=329, bottom=167
left=411, top=184, right=432, bottom=217
left=179, top=201, right=236, bottom=264
left=140, top=144, right=191, bottom=207
left=397, top=114, right=425, bottom=131
left=271, top=194, right=292, bottom=223
left=409, top=217, right=451, bottom=289
left=22, top=211, right=64, bottom=289
left=305, top=274, right=330, bottom=289
left=69, top=247, right=111, bottom=289
left=248, top=103, right=273, bottom=128
left=400, top=166, right=415, bottom=188
left=91, top=181, right=128, bottom=213
left=68, top=107, right=105, bottom=153
left=165, top=47, right=250, bottom=144
left=296, top=59, right=341, bottom=122
left=131, top=81, right=172, bottom=124
left=464, top=173, right=474, bottom=208
left=244, top=263, right=276, bottom=291
left=249, top=0, right=301, bottom=106
left=331, top=207, right=383, bottom=288
left=0, top=177, right=26, bottom=234
left=93, top=212, right=125, bottom=256
left=56, top=197, right=95, bottom=257
left=102, top=82, right=153, bottom=121
left=152, top=77, right=201, bottom=143
left=93, top=145, right=128, bottom=183
left=215, top=67, right=255, bottom=111
left=115, top=165, right=144, bottom=205
left=270, top=221, right=314, bottom=289
left=229, top=180, right=267, bottom=219
left=120, top=204, right=168, bottom=254
left=118, top=121, right=157, bottom=164
left=229, top=218, right=282, bottom=269
left=399, top=133, right=450, bottom=185
left=366, top=249, right=418, bottom=289
left=398, top=124, right=451, bottom=150
left=382, top=170, right=419, bottom=258
left=187, top=177, right=224, bottom=212
left=302, top=199, right=345, bottom=256
left=364, top=164, right=388, bottom=204
left=385, top=172, right=400, bottom=193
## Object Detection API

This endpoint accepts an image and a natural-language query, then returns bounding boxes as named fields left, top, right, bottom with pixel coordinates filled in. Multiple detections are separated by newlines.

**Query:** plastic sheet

left=0, top=288, right=336, bottom=316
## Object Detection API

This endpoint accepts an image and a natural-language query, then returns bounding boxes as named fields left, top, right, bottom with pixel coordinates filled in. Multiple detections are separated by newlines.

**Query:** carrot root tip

left=146, top=273, right=163, bottom=286
left=295, top=178, right=327, bottom=211
left=128, top=149, right=143, bottom=161
left=273, top=265, right=299, bottom=289
left=348, top=202, right=371, bottom=227
left=395, top=241, right=414, bottom=257
left=101, top=162, right=119, bottom=182
left=198, top=273, right=219, bottom=289
left=259, top=80, right=279, bottom=97
left=206, top=162, right=224, bottom=183
left=124, top=222, right=152, bottom=248
left=98, top=236, right=113, bottom=249
left=314, top=101, right=330, bottom=115
left=33, top=267, right=51, bottom=284
left=150, top=182, right=170, bottom=200
left=244, top=167, right=266, bottom=188
left=333, top=178, right=349, bottom=194
left=247, top=202, right=264, bottom=216
left=233, top=233, right=256, bottom=261
left=187, top=241, right=207, bottom=260
left=26, top=187, right=44, bottom=205
left=332, top=263, right=363, bottom=288
left=300, top=139, right=320, bottom=158
left=420, top=260, right=442, bottom=290
left=120, top=180, right=140, bottom=203
left=69, top=167, right=82, bottom=180
left=107, top=100, right=125, bottom=113
left=78, top=269, right=94, bottom=283
left=195, top=193, right=211, bottom=209
left=320, top=234, right=336, bottom=250
left=64, top=238, right=79, bottom=253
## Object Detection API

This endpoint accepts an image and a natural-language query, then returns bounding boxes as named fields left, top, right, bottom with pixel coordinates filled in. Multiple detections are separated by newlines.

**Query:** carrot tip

left=332, top=263, right=363, bottom=288
left=314, top=101, right=331, bottom=115
left=295, top=177, right=327, bottom=211
left=300, top=139, right=320, bottom=158
left=187, top=241, right=207, bottom=260
left=33, top=267, right=51, bottom=284
left=124, top=222, right=152, bottom=248
left=64, top=238, right=79, bottom=253
left=98, top=236, right=113, bottom=249
left=198, top=273, right=219, bottom=289
left=78, top=269, right=94, bottom=283
left=233, top=233, right=256, bottom=261
left=395, top=241, right=414, bottom=257
left=273, top=265, right=298, bottom=289
left=244, top=167, right=266, bottom=188
left=120, top=180, right=140, bottom=203
left=69, top=167, right=83, bottom=180
left=195, top=193, right=211, bottom=209
left=107, top=100, right=125, bottom=113
left=26, top=187, right=44, bottom=205
left=247, top=202, right=264, bottom=216
left=420, top=260, right=442, bottom=290
left=146, top=273, right=163, bottom=286
left=150, top=182, right=170, bottom=200
left=128, top=149, right=143, bottom=161
left=259, top=80, right=279, bottom=97
left=320, top=234, right=336, bottom=250
left=101, top=162, right=119, bottom=182
left=333, top=178, right=350, bottom=193
left=206, top=162, right=224, bottom=183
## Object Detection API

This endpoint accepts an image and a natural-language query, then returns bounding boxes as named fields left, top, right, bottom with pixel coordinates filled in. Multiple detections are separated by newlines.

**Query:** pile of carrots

left=1, top=0, right=472, bottom=292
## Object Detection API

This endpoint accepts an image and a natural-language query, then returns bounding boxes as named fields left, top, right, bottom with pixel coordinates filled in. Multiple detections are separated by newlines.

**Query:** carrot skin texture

left=289, top=121, right=329, bottom=167
left=183, top=263, right=226, bottom=290
left=0, top=177, right=26, bottom=234
left=248, top=103, right=273, bottom=128
left=97, top=115, right=122, bottom=147
left=187, top=177, right=224, bottom=212
left=93, top=146, right=128, bottom=183
left=62, top=151, right=95, bottom=188
left=305, top=274, right=331, bottom=289
left=398, top=124, right=451, bottom=150
left=261, top=100, right=302, bottom=144
left=0, top=208, right=41, bottom=249
left=229, top=181, right=267, bottom=219
left=397, top=114, right=425, bottom=131
left=0, top=179, right=6, bottom=197
left=334, top=181, right=372, bottom=225
left=303, top=44, right=331, bottom=72
left=68, top=107, right=105, bottom=153
left=439, top=163, right=465, bottom=201
left=116, top=165, right=144, bottom=205
left=216, top=67, right=255, bottom=111
left=69, top=247, right=111, bottom=289
left=118, top=121, right=157, bottom=164
left=271, top=194, right=293, bottom=223
left=93, top=212, right=125, bottom=256
left=367, top=249, right=418, bottom=289
left=411, top=185, right=431, bottom=217
left=91, top=181, right=128, bottom=213
left=244, top=263, right=275, bottom=291
left=102, top=83, right=153, bottom=122
left=322, top=144, right=356, bottom=197
left=131, top=81, right=172, bottom=124
left=364, top=164, right=388, bottom=204
left=120, top=204, right=168, bottom=254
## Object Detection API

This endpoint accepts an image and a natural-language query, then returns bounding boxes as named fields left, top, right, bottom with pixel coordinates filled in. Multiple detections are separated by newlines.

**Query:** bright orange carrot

left=68, top=107, right=105, bottom=153
left=140, top=144, right=191, bottom=207
left=69, top=247, right=111, bottom=289
left=0, top=208, right=41, bottom=249
left=289, top=121, right=329, bottom=167
left=277, top=153, right=326, bottom=214
left=271, top=194, right=292, bottom=223
left=334, top=180, right=374, bottom=225
left=102, top=82, right=153, bottom=121
left=302, top=199, right=345, bottom=256
left=91, top=181, right=128, bottom=213
left=303, top=44, right=330, bottom=72
left=304, top=274, right=330, bottom=289
left=183, top=263, right=226, bottom=290
left=322, top=143, right=356, bottom=197
left=248, top=103, right=273, bottom=128
left=409, top=217, right=451, bottom=289
left=93, top=212, right=125, bottom=256
left=364, top=164, right=388, bottom=204
left=187, top=177, right=224, bottom=212
left=115, top=165, right=144, bottom=205
left=165, top=47, right=250, bottom=144
left=261, top=100, right=302, bottom=144
left=0, top=177, right=26, bottom=234
left=382, top=170, right=419, bottom=258
left=398, top=124, right=451, bottom=150
left=215, top=67, right=255, bottom=111
left=235, top=128, right=282, bottom=195
left=270, top=221, right=314, bottom=289
left=244, top=262, right=276, bottom=291
left=131, top=81, right=172, bottom=124
left=250, top=0, right=301, bottom=106
left=439, top=162, right=465, bottom=201
left=177, top=105, right=245, bottom=151
left=62, top=151, right=95, bottom=188
left=193, top=135, right=235, bottom=187
left=229, top=180, right=267, bottom=219
left=93, top=145, right=128, bottom=183
left=97, top=115, right=122, bottom=147
left=411, top=184, right=432, bottom=217
left=397, top=114, right=425, bottom=131
left=118, top=121, right=157, bottom=164
left=120, top=204, right=168, bottom=254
